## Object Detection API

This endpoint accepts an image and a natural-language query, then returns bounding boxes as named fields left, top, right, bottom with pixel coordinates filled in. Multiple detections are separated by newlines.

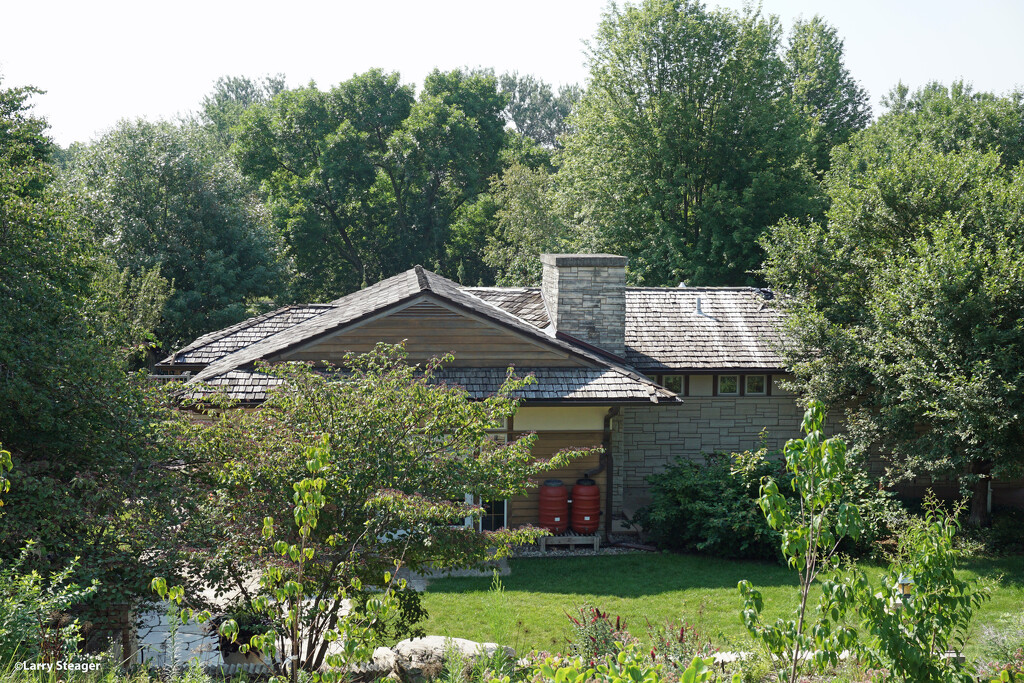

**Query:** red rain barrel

left=571, top=478, right=600, bottom=533
left=538, top=479, right=569, bottom=533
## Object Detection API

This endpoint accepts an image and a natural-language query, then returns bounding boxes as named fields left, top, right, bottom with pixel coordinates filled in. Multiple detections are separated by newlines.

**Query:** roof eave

left=634, top=366, right=789, bottom=374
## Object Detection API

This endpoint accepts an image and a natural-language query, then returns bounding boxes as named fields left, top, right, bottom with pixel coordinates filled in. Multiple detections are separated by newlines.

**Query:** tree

left=176, top=345, right=590, bottom=671
left=559, top=0, right=821, bottom=287
left=233, top=68, right=507, bottom=299
left=762, top=82, right=1024, bottom=525
left=62, top=119, right=286, bottom=350
left=849, top=496, right=989, bottom=683
left=739, top=401, right=862, bottom=683
left=484, top=162, right=577, bottom=286
left=785, top=16, right=871, bottom=177
left=200, top=74, right=287, bottom=148
left=498, top=71, right=581, bottom=149
left=740, top=406, right=988, bottom=683
left=0, top=76, right=187, bottom=621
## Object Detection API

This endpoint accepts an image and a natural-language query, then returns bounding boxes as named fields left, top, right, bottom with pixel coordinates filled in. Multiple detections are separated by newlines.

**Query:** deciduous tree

left=763, top=82, right=1024, bottom=525
left=498, top=71, right=581, bottom=149
left=560, top=0, right=821, bottom=287
left=177, top=346, right=590, bottom=670
left=200, top=74, right=287, bottom=147
left=233, top=68, right=507, bottom=299
left=63, top=119, right=286, bottom=349
left=785, top=16, right=871, bottom=177
left=484, top=162, right=577, bottom=286
left=0, top=76, right=187, bottom=621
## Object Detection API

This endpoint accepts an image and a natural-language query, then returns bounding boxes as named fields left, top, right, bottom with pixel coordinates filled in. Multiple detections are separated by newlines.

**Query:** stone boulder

left=372, top=646, right=401, bottom=681
left=392, top=636, right=515, bottom=683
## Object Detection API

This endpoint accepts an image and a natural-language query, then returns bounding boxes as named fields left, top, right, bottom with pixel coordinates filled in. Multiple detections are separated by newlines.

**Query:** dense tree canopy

left=785, top=16, right=871, bottom=177
left=63, top=119, right=286, bottom=350
left=498, top=71, right=581, bottom=149
left=559, top=0, right=826, bottom=287
left=0, top=77, right=185, bottom=609
left=200, top=73, right=287, bottom=148
left=483, top=162, right=592, bottom=286
left=763, top=83, right=1024, bottom=524
left=233, top=68, right=507, bottom=299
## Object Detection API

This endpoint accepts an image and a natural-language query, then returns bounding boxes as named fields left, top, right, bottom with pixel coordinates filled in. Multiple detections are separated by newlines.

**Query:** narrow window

left=478, top=499, right=507, bottom=531
left=662, top=375, right=683, bottom=394
left=718, top=375, right=739, bottom=396
left=463, top=430, right=510, bottom=530
left=745, top=374, right=767, bottom=396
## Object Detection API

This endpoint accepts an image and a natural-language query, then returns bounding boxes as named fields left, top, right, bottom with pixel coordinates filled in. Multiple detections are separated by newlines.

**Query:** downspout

left=585, top=407, right=619, bottom=539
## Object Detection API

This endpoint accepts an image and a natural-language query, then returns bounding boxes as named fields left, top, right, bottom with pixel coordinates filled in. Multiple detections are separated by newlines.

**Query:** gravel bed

left=513, top=534, right=657, bottom=558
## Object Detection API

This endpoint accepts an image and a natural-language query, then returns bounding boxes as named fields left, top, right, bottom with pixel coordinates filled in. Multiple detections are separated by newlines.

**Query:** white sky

left=3, top=0, right=1023, bottom=147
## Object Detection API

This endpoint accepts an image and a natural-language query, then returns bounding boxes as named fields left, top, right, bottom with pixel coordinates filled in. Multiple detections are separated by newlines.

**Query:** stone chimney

left=540, top=253, right=627, bottom=358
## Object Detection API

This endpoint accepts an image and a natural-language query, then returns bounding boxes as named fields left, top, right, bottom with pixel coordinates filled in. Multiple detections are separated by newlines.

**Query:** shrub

left=637, top=448, right=785, bottom=560
left=646, top=618, right=718, bottom=674
left=850, top=496, right=990, bottom=683
left=638, top=440, right=898, bottom=562
left=0, top=545, right=98, bottom=666
left=978, top=507, right=1024, bottom=556
left=528, top=645, right=738, bottom=683
left=565, top=606, right=634, bottom=666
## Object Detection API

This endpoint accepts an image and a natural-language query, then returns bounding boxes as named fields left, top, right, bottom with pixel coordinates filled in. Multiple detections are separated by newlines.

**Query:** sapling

left=738, top=400, right=862, bottom=683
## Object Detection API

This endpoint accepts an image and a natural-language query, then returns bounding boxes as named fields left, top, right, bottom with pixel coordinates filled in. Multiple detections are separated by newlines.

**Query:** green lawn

left=418, top=552, right=1024, bottom=661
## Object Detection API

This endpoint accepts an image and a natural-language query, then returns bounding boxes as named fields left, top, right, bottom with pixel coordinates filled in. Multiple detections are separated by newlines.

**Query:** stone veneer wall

left=540, top=254, right=627, bottom=357
left=610, top=396, right=817, bottom=521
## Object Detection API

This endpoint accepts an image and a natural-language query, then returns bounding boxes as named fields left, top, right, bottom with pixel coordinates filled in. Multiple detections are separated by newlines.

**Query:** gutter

left=584, top=407, right=619, bottom=539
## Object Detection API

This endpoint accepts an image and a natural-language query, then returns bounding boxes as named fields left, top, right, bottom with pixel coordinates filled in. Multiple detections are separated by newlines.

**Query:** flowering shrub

left=646, top=618, right=718, bottom=674
left=566, top=606, right=635, bottom=665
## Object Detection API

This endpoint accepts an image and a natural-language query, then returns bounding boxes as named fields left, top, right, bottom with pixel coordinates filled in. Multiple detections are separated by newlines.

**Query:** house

left=157, top=254, right=810, bottom=536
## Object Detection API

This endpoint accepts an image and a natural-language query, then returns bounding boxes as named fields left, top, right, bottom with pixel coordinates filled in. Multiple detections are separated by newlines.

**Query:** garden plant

left=738, top=401, right=863, bottom=682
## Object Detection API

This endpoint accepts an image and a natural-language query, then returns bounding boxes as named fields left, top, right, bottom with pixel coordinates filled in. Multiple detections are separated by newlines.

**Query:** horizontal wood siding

left=507, top=430, right=607, bottom=529
left=283, top=300, right=585, bottom=367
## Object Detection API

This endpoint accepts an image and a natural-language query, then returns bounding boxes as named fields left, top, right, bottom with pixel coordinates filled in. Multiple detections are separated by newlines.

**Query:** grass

left=419, top=552, right=1024, bottom=661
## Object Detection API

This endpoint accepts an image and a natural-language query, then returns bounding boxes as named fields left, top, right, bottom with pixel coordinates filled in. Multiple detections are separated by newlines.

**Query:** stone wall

left=611, top=396, right=814, bottom=523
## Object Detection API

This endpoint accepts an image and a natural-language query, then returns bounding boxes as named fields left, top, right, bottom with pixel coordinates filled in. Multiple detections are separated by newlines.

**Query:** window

left=465, top=429, right=509, bottom=531
left=478, top=499, right=507, bottom=531
left=464, top=494, right=507, bottom=531
left=662, top=375, right=683, bottom=394
left=718, top=375, right=739, bottom=396
left=745, top=375, right=767, bottom=396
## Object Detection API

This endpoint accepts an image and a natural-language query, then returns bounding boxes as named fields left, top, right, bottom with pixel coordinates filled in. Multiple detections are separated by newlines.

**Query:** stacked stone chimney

left=540, top=253, right=627, bottom=358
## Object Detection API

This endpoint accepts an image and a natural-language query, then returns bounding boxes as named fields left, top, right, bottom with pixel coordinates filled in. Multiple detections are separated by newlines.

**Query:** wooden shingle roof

left=183, top=266, right=676, bottom=404
left=624, top=287, right=784, bottom=372
left=435, top=367, right=672, bottom=403
left=455, top=285, right=785, bottom=372
left=160, top=305, right=334, bottom=366
left=462, top=288, right=551, bottom=329
left=189, top=366, right=673, bottom=404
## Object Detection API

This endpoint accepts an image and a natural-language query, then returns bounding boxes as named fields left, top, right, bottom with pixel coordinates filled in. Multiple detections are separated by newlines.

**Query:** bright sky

left=3, top=0, right=1023, bottom=147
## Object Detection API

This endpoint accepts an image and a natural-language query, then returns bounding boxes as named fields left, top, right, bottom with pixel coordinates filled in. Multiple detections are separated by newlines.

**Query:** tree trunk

left=967, top=461, right=992, bottom=528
